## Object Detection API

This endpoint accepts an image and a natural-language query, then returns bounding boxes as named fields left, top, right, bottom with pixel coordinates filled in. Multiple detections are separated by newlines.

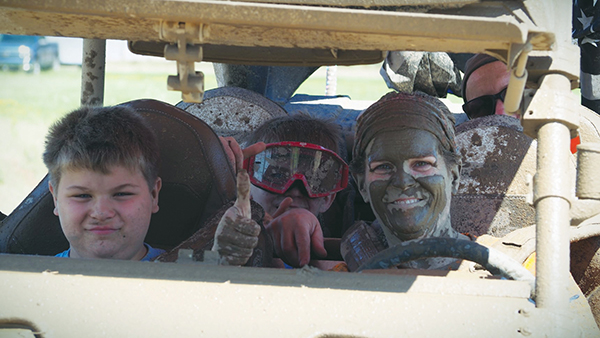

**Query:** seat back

left=451, top=115, right=537, bottom=237
left=176, top=86, right=288, bottom=142
left=0, top=99, right=237, bottom=254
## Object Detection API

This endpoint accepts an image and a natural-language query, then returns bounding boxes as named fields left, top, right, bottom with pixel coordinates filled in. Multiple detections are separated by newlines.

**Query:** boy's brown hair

left=244, top=113, right=342, bottom=155
left=43, top=105, right=160, bottom=189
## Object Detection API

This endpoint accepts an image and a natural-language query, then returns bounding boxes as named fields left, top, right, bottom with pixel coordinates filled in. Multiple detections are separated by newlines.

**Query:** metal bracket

left=521, top=75, right=579, bottom=139
left=160, top=21, right=205, bottom=103
left=503, top=42, right=532, bottom=118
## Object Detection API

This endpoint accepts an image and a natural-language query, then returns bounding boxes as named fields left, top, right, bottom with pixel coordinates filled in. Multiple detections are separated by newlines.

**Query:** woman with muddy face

left=341, top=91, right=469, bottom=271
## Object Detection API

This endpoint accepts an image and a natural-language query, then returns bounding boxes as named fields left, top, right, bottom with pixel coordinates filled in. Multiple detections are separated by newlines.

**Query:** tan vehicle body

left=1, top=1, right=600, bottom=337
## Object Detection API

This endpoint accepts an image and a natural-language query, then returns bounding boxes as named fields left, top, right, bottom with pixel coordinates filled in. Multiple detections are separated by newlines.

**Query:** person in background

left=461, top=53, right=515, bottom=120
left=460, top=53, right=599, bottom=154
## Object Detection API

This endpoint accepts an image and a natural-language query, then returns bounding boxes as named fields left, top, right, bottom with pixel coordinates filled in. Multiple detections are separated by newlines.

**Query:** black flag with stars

left=574, top=0, right=600, bottom=114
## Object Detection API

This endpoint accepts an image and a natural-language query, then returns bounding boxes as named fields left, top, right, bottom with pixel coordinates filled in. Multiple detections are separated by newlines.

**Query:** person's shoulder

left=55, top=249, right=70, bottom=257
left=143, top=244, right=166, bottom=262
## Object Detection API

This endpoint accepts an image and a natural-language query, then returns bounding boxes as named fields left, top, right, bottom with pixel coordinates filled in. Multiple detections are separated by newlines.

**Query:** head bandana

left=353, top=91, right=457, bottom=165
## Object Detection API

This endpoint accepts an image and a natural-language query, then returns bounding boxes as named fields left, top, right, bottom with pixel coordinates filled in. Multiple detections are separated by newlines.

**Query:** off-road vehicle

left=1, top=1, right=599, bottom=336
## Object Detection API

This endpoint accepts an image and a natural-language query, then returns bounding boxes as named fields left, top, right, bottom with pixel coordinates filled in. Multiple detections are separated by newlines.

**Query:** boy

left=241, top=114, right=348, bottom=267
left=44, top=105, right=165, bottom=261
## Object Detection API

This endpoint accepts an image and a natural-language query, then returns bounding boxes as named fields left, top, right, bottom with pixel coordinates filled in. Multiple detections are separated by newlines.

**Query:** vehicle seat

left=0, top=99, right=237, bottom=255
left=452, top=107, right=600, bottom=238
left=451, top=115, right=538, bottom=237
left=453, top=109, right=600, bottom=326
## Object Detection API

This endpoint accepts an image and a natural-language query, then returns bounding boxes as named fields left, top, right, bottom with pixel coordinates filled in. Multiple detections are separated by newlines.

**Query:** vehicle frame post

left=518, top=2, right=579, bottom=328
left=525, top=73, right=576, bottom=335
left=80, top=38, right=106, bottom=106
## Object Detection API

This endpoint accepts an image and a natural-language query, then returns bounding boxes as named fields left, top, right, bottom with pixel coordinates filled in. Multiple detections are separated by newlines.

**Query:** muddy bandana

left=353, top=91, right=457, bottom=162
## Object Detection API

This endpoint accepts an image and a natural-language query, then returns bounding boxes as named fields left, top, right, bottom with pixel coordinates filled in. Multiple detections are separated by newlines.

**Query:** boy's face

left=251, top=181, right=335, bottom=217
left=49, top=165, right=161, bottom=260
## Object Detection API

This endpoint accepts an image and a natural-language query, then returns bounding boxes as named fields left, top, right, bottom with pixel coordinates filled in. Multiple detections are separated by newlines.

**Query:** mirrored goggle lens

left=248, top=145, right=348, bottom=197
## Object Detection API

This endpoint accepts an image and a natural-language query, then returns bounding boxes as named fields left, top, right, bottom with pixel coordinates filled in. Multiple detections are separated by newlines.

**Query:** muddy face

left=356, top=129, right=458, bottom=243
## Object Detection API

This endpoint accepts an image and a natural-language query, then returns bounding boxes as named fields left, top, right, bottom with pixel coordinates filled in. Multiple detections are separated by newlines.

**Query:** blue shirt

left=55, top=243, right=165, bottom=261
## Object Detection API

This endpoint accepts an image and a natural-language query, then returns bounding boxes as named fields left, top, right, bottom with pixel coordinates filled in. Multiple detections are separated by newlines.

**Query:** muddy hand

left=264, top=198, right=327, bottom=267
left=212, top=169, right=260, bottom=265
left=234, top=168, right=251, bottom=219
left=219, top=136, right=265, bottom=172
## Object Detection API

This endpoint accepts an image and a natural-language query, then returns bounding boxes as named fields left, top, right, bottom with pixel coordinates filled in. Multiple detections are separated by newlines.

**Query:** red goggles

left=243, top=141, right=349, bottom=198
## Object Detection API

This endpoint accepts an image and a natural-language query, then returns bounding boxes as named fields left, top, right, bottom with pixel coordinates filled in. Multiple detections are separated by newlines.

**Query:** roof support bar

left=80, top=39, right=106, bottom=106
left=521, top=0, right=579, bottom=334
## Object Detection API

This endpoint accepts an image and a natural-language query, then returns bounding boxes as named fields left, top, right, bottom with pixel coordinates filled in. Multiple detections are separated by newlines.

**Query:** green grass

left=297, top=64, right=391, bottom=100
left=0, top=60, right=389, bottom=215
left=0, top=68, right=80, bottom=123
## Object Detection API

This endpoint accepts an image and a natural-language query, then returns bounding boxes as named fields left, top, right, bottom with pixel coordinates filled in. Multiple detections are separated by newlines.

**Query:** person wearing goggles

left=241, top=114, right=347, bottom=268
left=461, top=53, right=515, bottom=120
left=244, top=142, right=348, bottom=199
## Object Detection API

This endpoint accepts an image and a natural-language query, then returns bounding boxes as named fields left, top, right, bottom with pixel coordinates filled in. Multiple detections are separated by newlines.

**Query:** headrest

left=176, top=86, right=287, bottom=142
left=451, top=115, right=537, bottom=237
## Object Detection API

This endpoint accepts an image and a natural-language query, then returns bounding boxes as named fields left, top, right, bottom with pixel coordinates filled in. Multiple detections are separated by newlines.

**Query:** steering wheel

left=356, top=237, right=535, bottom=292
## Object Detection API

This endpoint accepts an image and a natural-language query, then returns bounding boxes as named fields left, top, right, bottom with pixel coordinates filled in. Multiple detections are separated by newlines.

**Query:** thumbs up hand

left=211, top=169, right=261, bottom=265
